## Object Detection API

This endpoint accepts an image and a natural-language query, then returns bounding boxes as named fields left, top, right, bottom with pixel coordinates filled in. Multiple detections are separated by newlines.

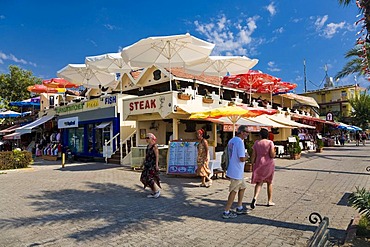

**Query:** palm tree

left=338, top=0, right=370, bottom=37
left=336, top=1, right=370, bottom=89
left=349, top=90, right=370, bottom=129
left=334, top=44, right=370, bottom=80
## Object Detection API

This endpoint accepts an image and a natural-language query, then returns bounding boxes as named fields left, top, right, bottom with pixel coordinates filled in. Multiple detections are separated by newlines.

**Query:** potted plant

left=288, top=135, right=302, bottom=160
left=202, top=95, right=213, bottom=103
left=177, top=92, right=191, bottom=100
left=244, top=140, right=254, bottom=172
left=316, top=139, right=324, bottom=153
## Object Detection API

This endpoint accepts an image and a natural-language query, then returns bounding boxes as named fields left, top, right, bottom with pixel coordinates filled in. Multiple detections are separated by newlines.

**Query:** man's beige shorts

left=229, top=178, right=247, bottom=193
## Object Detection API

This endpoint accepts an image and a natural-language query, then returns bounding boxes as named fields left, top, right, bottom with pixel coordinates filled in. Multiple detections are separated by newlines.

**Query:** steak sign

left=129, top=99, right=156, bottom=111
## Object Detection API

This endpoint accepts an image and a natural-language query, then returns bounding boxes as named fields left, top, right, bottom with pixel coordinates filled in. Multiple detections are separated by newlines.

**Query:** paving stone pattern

left=0, top=143, right=369, bottom=246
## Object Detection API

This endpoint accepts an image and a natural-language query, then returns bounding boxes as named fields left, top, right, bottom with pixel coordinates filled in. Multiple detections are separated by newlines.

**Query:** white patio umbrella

left=57, top=64, right=117, bottom=89
left=0, top=110, right=22, bottom=118
left=85, top=52, right=134, bottom=73
left=121, top=33, right=215, bottom=91
left=85, top=53, right=137, bottom=93
left=185, top=55, right=258, bottom=97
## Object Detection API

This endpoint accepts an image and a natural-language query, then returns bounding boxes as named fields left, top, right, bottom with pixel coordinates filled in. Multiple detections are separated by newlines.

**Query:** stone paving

left=0, top=142, right=369, bottom=247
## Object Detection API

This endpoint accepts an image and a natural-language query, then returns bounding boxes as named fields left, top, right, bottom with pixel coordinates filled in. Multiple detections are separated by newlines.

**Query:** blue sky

left=0, top=0, right=366, bottom=93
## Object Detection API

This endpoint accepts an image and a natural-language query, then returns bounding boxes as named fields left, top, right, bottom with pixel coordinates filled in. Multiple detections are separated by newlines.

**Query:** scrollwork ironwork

left=309, top=212, right=323, bottom=224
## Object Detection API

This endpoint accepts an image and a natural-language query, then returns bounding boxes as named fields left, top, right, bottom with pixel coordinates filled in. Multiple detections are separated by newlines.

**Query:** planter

left=316, top=147, right=323, bottom=153
left=178, top=93, right=191, bottom=100
left=244, top=163, right=252, bottom=172
left=290, top=153, right=301, bottom=160
left=202, top=97, right=213, bottom=104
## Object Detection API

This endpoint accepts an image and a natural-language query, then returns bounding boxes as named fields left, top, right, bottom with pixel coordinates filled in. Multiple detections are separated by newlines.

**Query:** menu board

left=167, top=140, right=198, bottom=175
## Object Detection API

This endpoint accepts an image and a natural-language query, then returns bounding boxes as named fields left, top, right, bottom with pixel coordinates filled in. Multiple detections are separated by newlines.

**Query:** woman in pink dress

left=250, top=128, right=276, bottom=209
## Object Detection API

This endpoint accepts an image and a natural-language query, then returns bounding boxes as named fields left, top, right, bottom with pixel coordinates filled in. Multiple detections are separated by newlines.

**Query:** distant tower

left=323, top=64, right=334, bottom=88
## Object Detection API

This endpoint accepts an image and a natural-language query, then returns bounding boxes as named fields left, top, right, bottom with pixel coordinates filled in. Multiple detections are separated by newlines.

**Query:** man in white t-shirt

left=223, top=125, right=249, bottom=219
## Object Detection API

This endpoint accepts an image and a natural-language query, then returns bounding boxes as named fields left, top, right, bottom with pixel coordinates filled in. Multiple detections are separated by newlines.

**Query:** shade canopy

left=27, top=85, right=66, bottom=94
left=121, top=33, right=215, bottom=68
left=221, top=70, right=284, bottom=103
left=185, top=55, right=258, bottom=76
left=57, top=64, right=118, bottom=89
left=237, top=105, right=279, bottom=115
left=281, top=93, right=320, bottom=108
left=189, top=105, right=264, bottom=136
left=42, top=78, right=79, bottom=88
left=85, top=52, right=134, bottom=73
left=3, top=132, right=21, bottom=140
left=267, top=114, right=316, bottom=129
left=0, top=124, right=20, bottom=135
left=9, top=97, right=40, bottom=107
left=15, top=115, right=54, bottom=134
left=121, top=33, right=215, bottom=91
left=0, top=110, right=22, bottom=118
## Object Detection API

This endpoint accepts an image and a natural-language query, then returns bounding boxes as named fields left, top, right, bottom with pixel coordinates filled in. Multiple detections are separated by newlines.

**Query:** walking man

left=222, top=125, right=249, bottom=219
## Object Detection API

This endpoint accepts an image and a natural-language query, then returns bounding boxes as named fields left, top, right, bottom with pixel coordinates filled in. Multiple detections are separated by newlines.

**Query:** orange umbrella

left=189, top=105, right=263, bottom=136
left=27, top=85, right=66, bottom=94
left=42, top=78, right=79, bottom=88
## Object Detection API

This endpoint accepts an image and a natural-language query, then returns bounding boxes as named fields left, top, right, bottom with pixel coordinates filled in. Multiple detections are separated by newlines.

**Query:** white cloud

left=87, top=39, right=98, bottom=47
left=265, top=2, right=277, bottom=16
left=314, top=15, right=328, bottom=30
left=274, top=27, right=284, bottom=34
left=267, top=61, right=280, bottom=72
left=194, top=14, right=260, bottom=57
left=0, top=51, right=36, bottom=67
left=104, top=24, right=119, bottom=30
left=313, top=15, right=350, bottom=39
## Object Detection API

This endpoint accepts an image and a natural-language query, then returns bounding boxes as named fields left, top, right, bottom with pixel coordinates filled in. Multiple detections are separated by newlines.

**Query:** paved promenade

left=0, top=143, right=369, bottom=247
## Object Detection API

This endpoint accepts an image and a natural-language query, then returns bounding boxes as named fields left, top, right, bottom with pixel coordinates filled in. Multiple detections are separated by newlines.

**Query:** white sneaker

left=147, top=193, right=155, bottom=198
left=154, top=190, right=160, bottom=198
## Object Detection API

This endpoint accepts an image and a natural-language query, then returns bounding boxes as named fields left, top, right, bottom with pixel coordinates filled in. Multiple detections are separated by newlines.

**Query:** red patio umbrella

left=255, top=81, right=297, bottom=104
left=42, top=78, right=79, bottom=88
left=221, top=70, right=281, bottom=103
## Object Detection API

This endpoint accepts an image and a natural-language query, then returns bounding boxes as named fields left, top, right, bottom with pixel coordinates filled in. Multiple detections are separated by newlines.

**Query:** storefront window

left=96, top=128, right=103, bottom=154
left=68, top=127, right=84, bottom=153
left=88, top=124, right=94, bottom=153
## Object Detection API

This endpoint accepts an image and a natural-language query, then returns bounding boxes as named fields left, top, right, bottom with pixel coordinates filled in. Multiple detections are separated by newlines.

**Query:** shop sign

left=58, top=117, right=79, bottom=128
left=129, top=99, right=156, bottom=111
left=122, top=92, right=173, bottom=120
left=104, top=95, right=117, bottom=105
left=326, top=112, right=334, bottom=122
left=86, top=99, right=99, bottom=108
left=56, top=103, right=84, bottom=114
left=223, top=124, right=269, bottom=132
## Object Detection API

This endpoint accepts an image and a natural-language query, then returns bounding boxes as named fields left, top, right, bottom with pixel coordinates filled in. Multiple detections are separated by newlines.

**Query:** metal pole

left=62, top=153, right=65, bottom=168
left=304, top=59, right=307, bottom=92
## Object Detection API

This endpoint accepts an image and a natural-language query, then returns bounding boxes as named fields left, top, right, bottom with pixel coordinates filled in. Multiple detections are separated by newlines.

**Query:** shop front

left=122, top=91, right=227, bottom=172
left=56, top=95, right=120, bottom=158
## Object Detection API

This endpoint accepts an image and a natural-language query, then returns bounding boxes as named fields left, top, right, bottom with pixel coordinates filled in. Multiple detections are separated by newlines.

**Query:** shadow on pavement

left=276, top=166, right=370, bottom=176
left=55, top=163, right=121, bottom=172
left=0, top=175, right=347, bottom=245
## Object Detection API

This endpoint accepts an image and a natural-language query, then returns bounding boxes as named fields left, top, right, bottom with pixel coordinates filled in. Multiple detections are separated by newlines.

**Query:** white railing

left=103, top=132, right=120, bottom=163
left=120, top=130, right=137, bottom=164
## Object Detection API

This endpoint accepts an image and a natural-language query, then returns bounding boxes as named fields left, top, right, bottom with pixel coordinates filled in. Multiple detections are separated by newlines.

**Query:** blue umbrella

left=350, top=125, right=362, bottom=131
left=0, top=110, right=22, bottom=118
left=9, top=97, right=40, bottom=107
